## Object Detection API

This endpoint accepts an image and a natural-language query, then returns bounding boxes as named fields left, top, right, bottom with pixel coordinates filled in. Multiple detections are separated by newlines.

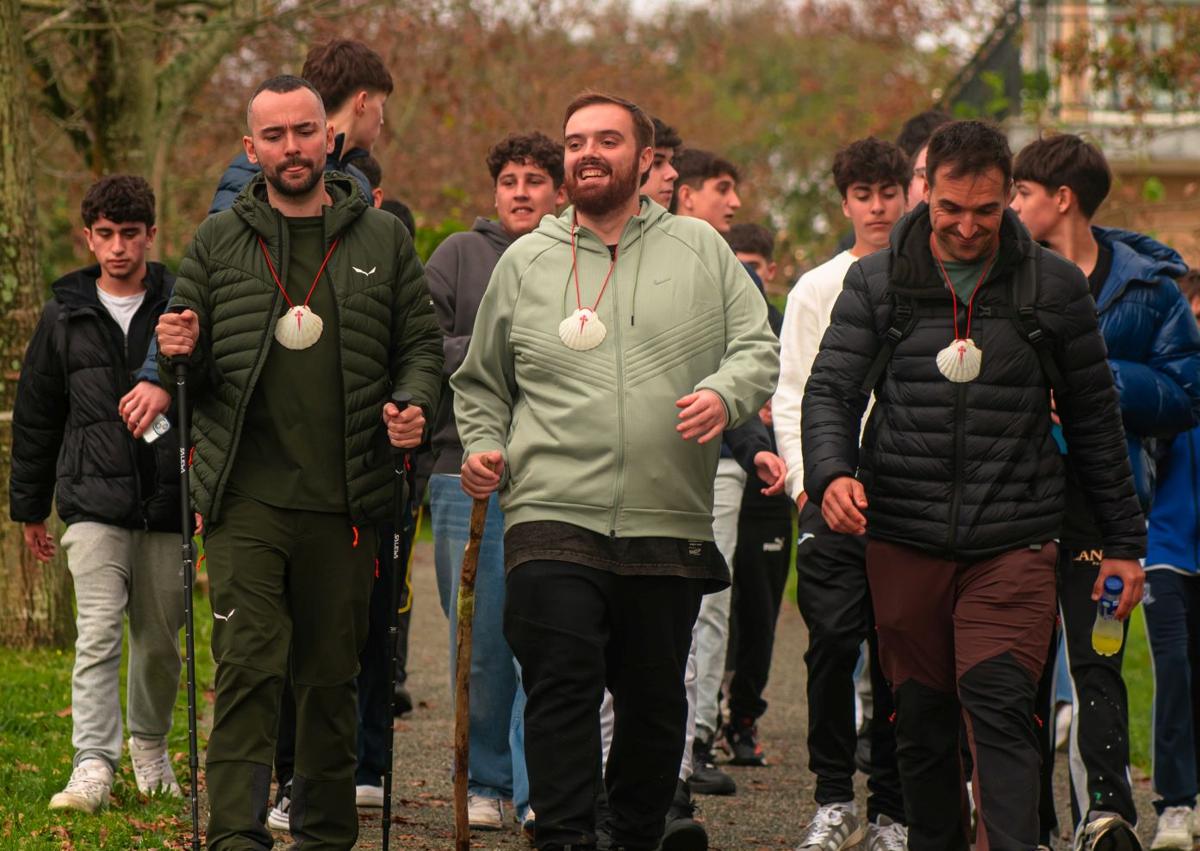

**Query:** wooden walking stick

left=453, top=491, right=490, bottom=851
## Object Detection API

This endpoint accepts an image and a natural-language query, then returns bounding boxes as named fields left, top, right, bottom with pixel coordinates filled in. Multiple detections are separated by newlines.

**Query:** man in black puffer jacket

left=10, top=175, right=185, bottom=815
left=802, top=120, right=1146, bottom=851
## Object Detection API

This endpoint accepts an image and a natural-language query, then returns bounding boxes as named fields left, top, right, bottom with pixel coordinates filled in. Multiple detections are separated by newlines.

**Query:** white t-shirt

left=96, top=288, right=145, bottom=337
left=774, top=250, right=873, bottom=501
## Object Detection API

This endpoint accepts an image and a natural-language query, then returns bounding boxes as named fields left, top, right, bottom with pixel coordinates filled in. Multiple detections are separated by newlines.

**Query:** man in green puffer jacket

left=156, top=75, right=441, bottom=851
left=452, top=92, right=779, bottom=851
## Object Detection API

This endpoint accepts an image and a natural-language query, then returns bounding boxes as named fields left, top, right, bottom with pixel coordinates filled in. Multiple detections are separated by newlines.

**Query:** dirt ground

left=253, top=538, right=1160, bottom=850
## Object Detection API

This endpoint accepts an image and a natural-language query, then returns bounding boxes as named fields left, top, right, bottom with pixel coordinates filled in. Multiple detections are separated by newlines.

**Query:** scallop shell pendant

left=558, top=308, right=606, bottom=351
left=275, top=305, right=324, bottom=350
left=936, top=338, right=982, bottom=383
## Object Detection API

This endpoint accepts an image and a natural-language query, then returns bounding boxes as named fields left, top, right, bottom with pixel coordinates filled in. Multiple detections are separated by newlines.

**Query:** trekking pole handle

left=389, top=391, right=413, bottom=460
left=166, top=304, right=193, bottom=369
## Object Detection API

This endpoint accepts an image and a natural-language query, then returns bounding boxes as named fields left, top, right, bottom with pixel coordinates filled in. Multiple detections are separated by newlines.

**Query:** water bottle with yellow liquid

left=1091, top=575, right=1124, bottom=657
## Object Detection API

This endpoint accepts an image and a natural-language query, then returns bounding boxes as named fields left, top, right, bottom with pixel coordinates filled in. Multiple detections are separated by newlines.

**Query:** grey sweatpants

left=61, top=521, right=185, bottom=771
left=693, top=457, right=748, bottom=740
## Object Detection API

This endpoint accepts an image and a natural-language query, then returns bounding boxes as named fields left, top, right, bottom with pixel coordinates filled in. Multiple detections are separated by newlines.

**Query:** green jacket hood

left=535, top=196, right=670, bottom=252
left=232, top=171, right=368, bottom=240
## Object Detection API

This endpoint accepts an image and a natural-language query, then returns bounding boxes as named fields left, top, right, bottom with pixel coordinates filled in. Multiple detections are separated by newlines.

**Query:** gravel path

left=265, top=539, right=1160, bottom=849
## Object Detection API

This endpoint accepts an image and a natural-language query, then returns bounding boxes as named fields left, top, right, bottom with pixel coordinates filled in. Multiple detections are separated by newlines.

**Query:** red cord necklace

left=929, top=234, right=996, bottom=383
left=258, top=236, right=339, bottom=350
left=558, top=218, right=617, bottom=351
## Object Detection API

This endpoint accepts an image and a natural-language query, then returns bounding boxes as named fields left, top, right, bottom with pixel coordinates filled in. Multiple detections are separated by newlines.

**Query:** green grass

left=0, top=586, right=215, bottom=850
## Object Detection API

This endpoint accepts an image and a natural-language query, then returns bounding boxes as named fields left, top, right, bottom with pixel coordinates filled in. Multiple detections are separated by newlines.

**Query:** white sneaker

left=128, top=736, right=182, bottom=797
left=867, top=815, right=908, bottom=851
left=49, top=758, right=113, bottom=813
left=796, top=803, right=864, bottom=851
left=356, top=784, right=384, bottom=808
left=467, top=794, right=504, bottom=830
left=266, top=781, right=291, bottom=831
left=1152, top=806, right=1193, bottom=850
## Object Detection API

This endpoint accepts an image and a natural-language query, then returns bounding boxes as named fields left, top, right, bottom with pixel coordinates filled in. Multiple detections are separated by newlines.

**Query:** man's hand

left=23, top=522, right=56, bottom=563
left=382, top=402, right=425, bottom=449
left=758, top=400, right=773, bottom=427
left=461, top=451, right=504, bottom=500
left=1094, top=557, right=1144, bottom=620
left=821, top=476, right=868, bottom=535
left=119, top=381, right=170, bottom=438
left=675, top=389, right=728, bottom=444
left=753, top=451, right=787, bottom=496
left=157, top=309, right=200, bottom=358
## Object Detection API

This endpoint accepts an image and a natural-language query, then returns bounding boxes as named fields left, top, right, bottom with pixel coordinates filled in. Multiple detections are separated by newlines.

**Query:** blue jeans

left=430, top=475, right=529, bottom=820
left=1143, top=568, right=1200, bottom=811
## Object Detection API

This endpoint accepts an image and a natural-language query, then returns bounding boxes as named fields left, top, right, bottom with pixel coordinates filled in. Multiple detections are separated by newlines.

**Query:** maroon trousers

left=866, top=539, right=1057, bottom=851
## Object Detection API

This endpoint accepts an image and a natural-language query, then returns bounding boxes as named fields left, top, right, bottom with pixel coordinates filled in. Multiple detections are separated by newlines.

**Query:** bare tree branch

left=23, top=3, right=77, bottom=42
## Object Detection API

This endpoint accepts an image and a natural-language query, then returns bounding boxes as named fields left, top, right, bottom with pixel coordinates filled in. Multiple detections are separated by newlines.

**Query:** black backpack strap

left=860, top=296, right=919, bottom=395
left=1010, top=246, right=1066, bottom=392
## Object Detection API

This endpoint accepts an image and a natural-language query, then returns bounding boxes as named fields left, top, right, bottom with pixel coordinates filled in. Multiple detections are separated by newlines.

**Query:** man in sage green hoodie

left=452, top=92, right=779, bottom=851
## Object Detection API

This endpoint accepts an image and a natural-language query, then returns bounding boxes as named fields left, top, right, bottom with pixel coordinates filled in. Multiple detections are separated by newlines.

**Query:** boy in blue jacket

left=1143, top=270, right=1200, bottom=849
left=1012, top=134, right=1200, bottom=850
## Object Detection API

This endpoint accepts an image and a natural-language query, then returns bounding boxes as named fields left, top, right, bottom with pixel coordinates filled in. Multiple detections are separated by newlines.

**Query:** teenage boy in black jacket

left=10, top=175, right=185, bottom=814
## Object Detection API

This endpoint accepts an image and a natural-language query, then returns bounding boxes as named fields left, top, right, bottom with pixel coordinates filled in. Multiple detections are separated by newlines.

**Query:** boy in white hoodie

left=773, top=137, right=910, bottom=851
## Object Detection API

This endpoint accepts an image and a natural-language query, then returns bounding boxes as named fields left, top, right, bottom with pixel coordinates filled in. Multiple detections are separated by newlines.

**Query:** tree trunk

left=0, top=0, right=75, bottom=648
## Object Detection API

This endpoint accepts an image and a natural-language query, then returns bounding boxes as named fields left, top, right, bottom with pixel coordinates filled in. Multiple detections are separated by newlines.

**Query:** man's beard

left=265, top=155, right=324, bottom=198
left=566, top=155, right=640, bottom=217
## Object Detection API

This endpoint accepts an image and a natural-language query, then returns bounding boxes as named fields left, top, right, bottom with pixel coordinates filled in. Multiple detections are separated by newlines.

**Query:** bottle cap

left=1103, top=575, right=1124, bottom=595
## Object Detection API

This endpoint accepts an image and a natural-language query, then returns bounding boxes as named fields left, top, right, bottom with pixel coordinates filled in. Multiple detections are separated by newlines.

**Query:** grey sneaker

left=1151, top=806, right=1191, bottom=850
left=796, top=804, right=864, bottom=851
left=49, top=758, right=113, bottom=813
left=866, top=815, right=907, bottom=851
left=128, top=736, right=181, bottom=797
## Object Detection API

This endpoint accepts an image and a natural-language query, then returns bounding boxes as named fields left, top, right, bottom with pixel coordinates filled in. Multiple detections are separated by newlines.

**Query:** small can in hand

left=142, top=413, right=172, bottom=444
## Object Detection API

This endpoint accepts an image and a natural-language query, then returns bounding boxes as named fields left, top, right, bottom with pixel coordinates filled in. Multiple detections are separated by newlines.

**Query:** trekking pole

left=169, top=306, right=201, bottom=851
left=382, top=391, right=413, bottom=851
left=454, top=483, right=490, bottom=851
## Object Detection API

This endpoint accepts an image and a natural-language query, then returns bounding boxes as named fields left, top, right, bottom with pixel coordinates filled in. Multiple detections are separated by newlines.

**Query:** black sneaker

left=1076, top=812, right=1141, bottom=851
left=689, top=735, right=736, bottom=796
left=657, top=779, right=708, bottom=851
left=722, top=717, right=767, bottom=767
left=596, top=786, right=614, bottom=851
left=393, top=684, right=413, bottom=716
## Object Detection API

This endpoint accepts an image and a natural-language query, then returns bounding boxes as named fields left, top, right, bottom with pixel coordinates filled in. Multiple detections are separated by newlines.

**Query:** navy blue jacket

left=1091, top=227, right=1200, bottom=507
left=207, top=133, right=371, bottom=214
left=1146, top=426, right=1200, bottom=573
